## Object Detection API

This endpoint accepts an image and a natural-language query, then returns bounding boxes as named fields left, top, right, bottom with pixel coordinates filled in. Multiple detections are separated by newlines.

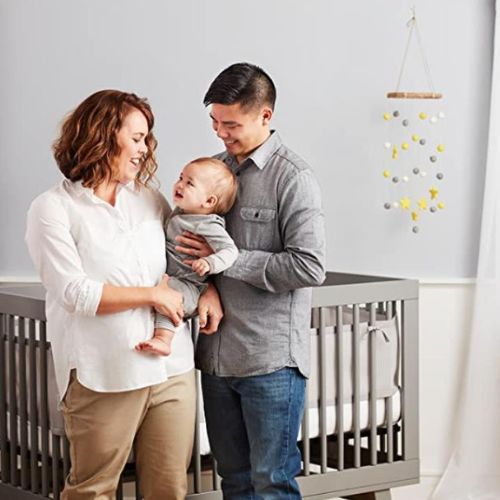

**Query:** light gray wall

left=0, top=0, right=493, bottom=279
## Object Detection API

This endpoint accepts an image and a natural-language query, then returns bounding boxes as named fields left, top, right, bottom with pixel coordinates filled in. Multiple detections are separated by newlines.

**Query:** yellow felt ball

left=412, top=134, right=420, bottom=142
left=383, top=112, right=391, bottom=121
left=383, top=170, right=391, bottom=178
left=402, top=143, right=409, bottom=150
left=419, top=112, right=427, bottom=119
left=438, top=202, right=445, bottom=209
left=437, top=144, right=445, bottom=153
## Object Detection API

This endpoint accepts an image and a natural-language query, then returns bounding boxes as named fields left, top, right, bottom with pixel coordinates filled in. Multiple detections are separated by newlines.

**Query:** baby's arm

left=191, top=258, right=211, bottom=276
left=192, top=218, right=238, bottom=275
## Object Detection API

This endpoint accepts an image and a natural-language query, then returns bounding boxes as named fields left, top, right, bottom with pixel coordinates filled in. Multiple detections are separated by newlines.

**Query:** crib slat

left=0, top=313, right=10, bottom=483
left=212, top=458, right=221, bottom=490
left=193, top=369, right=202, bottom=493
left=301, top=377, right=310, bottom=476
left=18, top=317, right=30, bottom=489
left=401, top=298, right=419, bottom=461
left=386, top=396, right=394, bottom=462
left=39, top=321, right=50, bottom=496
left=387, top=301, right=393, bottom=319
left=352, top=304, right=361, bottom=468
left=116, top=474, right=124, bottom=500
left=368, top=304, right=377, bottom=465
left=135, top=475, right=141, bottom=499
left=8, top=314, right=19, bottom=486
left=318, top=307, right=327, bottom=473
left=335, top=306, right=344, bottom=471
left=52, top=434, right=61, bottom=500
left=28, top=318, right=40, bottom=493
left=63, top=436, right=70, bottom=483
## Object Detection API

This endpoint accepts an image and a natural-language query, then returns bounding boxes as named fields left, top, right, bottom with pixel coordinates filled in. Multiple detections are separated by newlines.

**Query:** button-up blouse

left=25, top=179, right=193, bottom=399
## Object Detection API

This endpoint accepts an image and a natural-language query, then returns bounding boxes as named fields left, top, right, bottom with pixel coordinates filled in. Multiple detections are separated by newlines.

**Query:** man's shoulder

left=271, top=143, right=313, bottom=177
left=212, top=151, right=228, bottom=162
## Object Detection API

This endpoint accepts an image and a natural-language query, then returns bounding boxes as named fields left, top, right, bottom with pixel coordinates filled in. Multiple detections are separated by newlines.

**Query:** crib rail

left=0, top=273, right=419, bottom=500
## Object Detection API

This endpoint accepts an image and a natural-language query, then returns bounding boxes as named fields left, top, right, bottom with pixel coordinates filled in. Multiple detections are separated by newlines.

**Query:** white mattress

left=195, top=390, right=401, bottom=456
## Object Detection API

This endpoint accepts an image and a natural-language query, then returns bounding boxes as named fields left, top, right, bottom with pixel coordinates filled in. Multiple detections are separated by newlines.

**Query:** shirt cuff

left=74, top=280, right=104, bottom=316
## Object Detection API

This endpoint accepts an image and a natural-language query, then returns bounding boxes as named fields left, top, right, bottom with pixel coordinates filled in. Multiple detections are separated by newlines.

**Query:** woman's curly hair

left=53, top=90, right=158, bottom=189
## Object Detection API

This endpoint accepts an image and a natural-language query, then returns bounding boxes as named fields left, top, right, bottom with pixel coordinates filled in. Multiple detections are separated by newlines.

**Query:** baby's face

left=172, top=162, right=214, bottom=214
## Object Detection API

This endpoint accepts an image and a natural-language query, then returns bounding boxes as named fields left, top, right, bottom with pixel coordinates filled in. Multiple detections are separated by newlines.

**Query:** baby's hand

left=191, top=258, right=210, bottom=276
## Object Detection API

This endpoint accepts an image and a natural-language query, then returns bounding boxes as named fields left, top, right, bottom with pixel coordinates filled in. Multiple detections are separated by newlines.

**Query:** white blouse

left=25, top=179, right=194, bottom=399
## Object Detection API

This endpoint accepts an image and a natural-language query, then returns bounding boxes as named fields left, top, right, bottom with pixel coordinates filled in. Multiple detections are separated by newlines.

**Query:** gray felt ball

left=430, top=156, right=437, bottom=163
left=419, top=138, right=426, bottom=145
left=413, top=168, right=420, bottom=175
left=392, top=176, right=399, bottom=183
left=393, top=110, right=400, bottom=117
left=436, top=173, right=444, bottom=180
left=412, top=226, right=419, bottom=233
left=384, top=202, right=392, bottom=209
left=402, top=119, right=409, bottom=126
left=430, top=206, right=437, bottom=213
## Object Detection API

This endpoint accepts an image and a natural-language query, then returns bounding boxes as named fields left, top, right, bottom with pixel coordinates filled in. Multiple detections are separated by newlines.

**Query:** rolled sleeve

left=26, top=194, right=103, bottom=316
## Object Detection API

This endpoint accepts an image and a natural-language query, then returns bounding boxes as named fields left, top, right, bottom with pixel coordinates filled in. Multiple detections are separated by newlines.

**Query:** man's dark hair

left=203, top=62, right=276, bottom=111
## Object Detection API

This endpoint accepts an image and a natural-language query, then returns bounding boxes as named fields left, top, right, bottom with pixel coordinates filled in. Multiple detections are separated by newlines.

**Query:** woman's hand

left=152, top=275, right=184, bottom=326
left=175, top=231, right=214, bottom=265
left=198, top=282, right=223, bottom=334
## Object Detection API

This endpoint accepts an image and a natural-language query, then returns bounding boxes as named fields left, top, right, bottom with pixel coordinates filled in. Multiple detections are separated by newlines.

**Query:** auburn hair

left=53, top=90, right=158, bottom=189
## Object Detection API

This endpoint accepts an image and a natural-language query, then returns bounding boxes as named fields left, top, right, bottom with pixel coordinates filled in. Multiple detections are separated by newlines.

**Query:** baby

left=136, top=157, right=238, bottom=355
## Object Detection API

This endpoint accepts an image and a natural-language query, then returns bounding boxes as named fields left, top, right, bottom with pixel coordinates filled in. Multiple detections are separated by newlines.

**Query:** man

left=194, top=62, right=326, bottom=498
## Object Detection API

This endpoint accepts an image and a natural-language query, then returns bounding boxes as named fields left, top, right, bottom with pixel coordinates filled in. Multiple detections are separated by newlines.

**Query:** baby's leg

left=136, top=328, right=174, bottom=356
left=167, top=278, right=203, bottom=318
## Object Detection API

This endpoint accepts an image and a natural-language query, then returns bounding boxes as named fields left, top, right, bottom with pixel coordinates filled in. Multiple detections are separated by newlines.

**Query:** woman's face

left=112, top=109, right=149, bottom=184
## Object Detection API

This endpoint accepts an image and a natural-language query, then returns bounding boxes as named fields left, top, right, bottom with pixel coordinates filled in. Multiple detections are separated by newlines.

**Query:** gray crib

left=0, top=272, right=419, bottom=500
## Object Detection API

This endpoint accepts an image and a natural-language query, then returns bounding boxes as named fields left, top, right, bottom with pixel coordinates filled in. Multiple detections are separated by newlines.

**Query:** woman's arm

left=26, top=194, right=183, bottom=324
left=97, top=276, right=184, bottom=326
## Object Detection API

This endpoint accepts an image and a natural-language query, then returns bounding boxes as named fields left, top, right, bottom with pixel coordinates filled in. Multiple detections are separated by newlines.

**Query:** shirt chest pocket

left=239, top=207, right=277, bottom=251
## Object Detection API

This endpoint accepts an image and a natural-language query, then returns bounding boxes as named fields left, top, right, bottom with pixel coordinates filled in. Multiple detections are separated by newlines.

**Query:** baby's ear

left=204, top=195, right=218, bottom=209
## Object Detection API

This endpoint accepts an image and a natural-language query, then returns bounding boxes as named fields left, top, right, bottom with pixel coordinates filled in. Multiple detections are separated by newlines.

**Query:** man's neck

left=235, top=130, right=272, bottom=165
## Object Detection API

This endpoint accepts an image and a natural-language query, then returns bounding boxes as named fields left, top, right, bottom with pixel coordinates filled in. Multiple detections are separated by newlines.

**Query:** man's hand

left=152, top=275, right=184, bottom=326
left=175, top=231, right=214, bottom=265
left=191, top=258, right=210, bottom=277
left=198, top=282, right=223, bottom=334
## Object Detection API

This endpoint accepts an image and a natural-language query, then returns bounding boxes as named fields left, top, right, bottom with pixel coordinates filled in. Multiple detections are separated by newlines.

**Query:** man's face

left=209, top=103, right=272, bottom=164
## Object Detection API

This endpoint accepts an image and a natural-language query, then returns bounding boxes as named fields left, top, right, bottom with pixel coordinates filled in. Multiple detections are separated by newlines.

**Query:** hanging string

left=394, top=6, right=436, bottom=93
left=414, top=12, right=436, bottom=92
left=395, top=8, right=416, bottom=92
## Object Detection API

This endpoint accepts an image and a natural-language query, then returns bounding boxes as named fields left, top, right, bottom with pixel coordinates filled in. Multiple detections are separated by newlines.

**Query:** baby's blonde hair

left=188, top=157, right=238, bottom=215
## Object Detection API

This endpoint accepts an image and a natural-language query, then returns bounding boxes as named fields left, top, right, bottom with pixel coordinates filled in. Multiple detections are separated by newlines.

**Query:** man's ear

left=261, top=107, right=273, bottom=126
left=204, top=195, right=218, bottom=209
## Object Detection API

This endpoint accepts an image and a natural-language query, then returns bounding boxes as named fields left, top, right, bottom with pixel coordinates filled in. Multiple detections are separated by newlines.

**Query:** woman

left=25, top=90, right=221, bottom=499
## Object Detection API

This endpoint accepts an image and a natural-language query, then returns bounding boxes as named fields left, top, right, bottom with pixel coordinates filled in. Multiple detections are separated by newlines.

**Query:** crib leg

left=344, top=489, right=392, bottom=500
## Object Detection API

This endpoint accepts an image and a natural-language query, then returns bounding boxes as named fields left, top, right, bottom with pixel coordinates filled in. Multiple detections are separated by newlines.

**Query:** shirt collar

left=65, top=179, right=135, bottom=202
left=223, top=130, right=282, bottom=170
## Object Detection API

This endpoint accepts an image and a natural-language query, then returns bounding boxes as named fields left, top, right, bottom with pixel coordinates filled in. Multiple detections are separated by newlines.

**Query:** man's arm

left=224, top=168, right=326, bottom=293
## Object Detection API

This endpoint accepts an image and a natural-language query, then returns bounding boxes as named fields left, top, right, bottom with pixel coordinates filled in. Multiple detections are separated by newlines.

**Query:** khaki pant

left=61, top=369, right=196, bottom=500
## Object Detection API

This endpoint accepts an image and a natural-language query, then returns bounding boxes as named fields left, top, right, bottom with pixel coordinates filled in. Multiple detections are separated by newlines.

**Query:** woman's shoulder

left=137, top=184, right=172, bottom=221
left=29, top=179, right=71, bottom=212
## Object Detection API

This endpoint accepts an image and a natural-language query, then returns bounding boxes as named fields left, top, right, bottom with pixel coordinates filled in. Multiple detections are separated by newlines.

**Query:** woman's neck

left=94, top=180, right=119, bottom=206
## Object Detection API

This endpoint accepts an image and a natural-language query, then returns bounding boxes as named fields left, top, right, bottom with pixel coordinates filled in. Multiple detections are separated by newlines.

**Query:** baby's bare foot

left=135, top=337, right=172, bottom=356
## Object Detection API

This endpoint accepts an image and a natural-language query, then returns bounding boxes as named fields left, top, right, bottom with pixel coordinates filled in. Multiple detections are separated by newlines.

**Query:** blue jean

left=201, top=367, right=306, bottom=500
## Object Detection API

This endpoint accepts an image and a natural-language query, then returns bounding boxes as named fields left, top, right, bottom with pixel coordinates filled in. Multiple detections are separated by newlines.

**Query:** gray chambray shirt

left=194, top=131, right=326, bottom=378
